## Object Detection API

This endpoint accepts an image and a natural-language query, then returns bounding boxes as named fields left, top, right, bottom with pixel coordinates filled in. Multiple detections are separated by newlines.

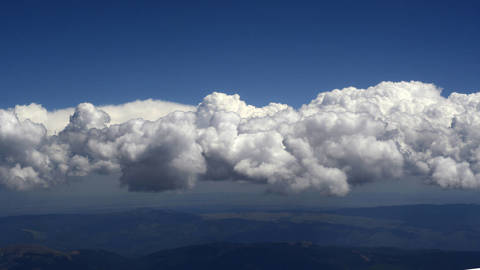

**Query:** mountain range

left=2, top=242, right=480, bottom=270
left=2, top=204, right=480, bottom=256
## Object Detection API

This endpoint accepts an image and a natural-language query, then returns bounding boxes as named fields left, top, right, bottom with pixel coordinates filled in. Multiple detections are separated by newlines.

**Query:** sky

left=1, top=0, right=480, bottom=214
left=2, top=0, right=480, bottom=110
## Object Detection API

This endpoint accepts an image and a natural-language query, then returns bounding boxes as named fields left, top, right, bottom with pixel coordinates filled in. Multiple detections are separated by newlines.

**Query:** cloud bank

left=2, top=81, right=480, bottom=195
left=14, top=99, right=195, bottom=135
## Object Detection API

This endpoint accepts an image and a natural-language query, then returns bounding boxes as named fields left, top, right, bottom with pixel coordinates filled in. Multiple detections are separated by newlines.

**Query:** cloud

left=14, top=99, right=194, bottom=135
left=2, top=81, right=480, bottom=195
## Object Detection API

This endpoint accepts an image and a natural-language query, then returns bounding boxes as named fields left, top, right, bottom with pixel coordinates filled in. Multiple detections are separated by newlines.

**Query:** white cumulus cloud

left=14, top=99, right=194, bottom=135
left=2, top=81, right=480, bottom=195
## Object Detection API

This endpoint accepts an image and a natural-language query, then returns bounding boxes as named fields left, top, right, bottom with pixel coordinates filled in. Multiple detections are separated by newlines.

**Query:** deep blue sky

left=2, top=0, right=480, bottom=110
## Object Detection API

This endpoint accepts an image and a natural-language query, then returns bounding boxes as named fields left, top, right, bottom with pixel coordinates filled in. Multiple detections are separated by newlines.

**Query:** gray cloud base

left=1, top=81, right=480, bottom=195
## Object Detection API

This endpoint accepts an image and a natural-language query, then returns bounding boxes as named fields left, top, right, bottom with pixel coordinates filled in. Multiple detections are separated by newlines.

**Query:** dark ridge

left=2, top=243, right=480, bottom=270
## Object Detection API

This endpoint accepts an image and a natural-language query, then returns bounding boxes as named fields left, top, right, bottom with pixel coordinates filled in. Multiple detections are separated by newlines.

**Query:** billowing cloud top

left=14, top=99, right=195, bottom=135
left=2, top=81, right=480, bottom=195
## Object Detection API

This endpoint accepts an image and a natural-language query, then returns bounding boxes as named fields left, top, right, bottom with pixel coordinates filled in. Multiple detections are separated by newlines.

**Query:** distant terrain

left=3, top=204, right=480, bottom=269
left=1, top=204, right=480, bottom=256
left=2, top=243, right=480, bottom=270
